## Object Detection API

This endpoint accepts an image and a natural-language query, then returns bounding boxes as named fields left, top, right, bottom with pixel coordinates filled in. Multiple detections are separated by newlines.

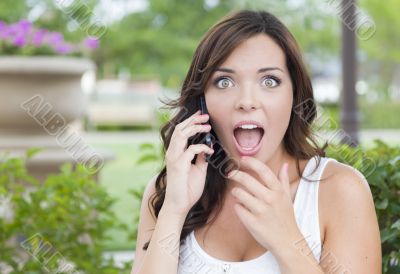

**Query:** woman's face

left=204, top=33, right=293, bottom=164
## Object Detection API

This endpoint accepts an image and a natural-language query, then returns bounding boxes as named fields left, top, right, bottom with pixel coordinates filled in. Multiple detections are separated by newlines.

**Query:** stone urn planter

left=0, top=56, right=94, bottom=133
left=0, top=56, right=113, bottom=181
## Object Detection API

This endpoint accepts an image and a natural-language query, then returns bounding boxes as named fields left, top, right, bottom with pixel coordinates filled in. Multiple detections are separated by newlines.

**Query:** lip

left=232, top=122, right=265, bottom=156
left=233, top=120, right=264, bottom=130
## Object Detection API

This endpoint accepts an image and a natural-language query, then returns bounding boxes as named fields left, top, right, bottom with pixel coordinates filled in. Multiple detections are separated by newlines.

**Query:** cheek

left=265, top=90, right=293, bottom=134
left=204, top=93, right=229, bottom=140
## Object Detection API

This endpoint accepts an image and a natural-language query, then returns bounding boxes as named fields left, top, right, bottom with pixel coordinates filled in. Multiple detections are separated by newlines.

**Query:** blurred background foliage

left=2, top=0, right=399, bottom=129
left=1, top=0, right=399, bottom=272
left=0, top=149, right=132, bottom=273
left=0, top=0, right=399, bottom=91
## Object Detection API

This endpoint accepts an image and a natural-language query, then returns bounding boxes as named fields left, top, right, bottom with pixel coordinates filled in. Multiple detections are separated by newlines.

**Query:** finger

left=278, top=162, right=290, bottom=196
left=181, top=123, right=211, bottom=137
left=181, top=144, right=214, bottom=164
left=169, top=112, right=210, bottom=152
left=240, top=157, right=280, bottom=190
left=195, top=151, right=208, bottom=171
left=178, top=110, right=209, bottom=132
left=227, top=170, right=272, bottom=200
left=232, top=187, right=264, bottom=215
left=168, top=122, right=211, bottom=159
left=233, top=202, right=257, bottom=227
left=177, top=110, right=201, bottom=131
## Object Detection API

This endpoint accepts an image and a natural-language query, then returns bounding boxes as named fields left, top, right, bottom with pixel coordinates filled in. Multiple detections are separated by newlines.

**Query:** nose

left=234, top=86, right=260, bottom=111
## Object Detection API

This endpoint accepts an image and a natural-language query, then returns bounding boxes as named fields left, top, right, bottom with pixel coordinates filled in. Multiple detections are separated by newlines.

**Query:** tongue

left=234, top=128, right=263, bottom=148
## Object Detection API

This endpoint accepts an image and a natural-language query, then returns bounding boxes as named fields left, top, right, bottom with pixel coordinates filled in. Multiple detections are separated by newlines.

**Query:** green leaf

left=139, top=143, right=156, bottom=150
left=391, top=219, right=400, bottom=230
left=25, top=147, right=43, bottom=159
left=135, top=154, right=158, bottom=165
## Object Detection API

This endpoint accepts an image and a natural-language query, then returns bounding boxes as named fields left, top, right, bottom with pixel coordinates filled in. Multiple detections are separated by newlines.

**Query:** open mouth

left=232, top=124, right=265, bottom=156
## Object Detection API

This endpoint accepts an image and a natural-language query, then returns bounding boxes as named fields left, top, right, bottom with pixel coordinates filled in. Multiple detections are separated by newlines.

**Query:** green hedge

left=0, top=148, right=131, bottom=274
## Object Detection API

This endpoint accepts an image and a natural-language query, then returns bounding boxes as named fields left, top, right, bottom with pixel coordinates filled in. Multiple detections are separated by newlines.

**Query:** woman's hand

left=164, top=110, right=214, bottom=216
left=227, top=156, right=303, bottom=254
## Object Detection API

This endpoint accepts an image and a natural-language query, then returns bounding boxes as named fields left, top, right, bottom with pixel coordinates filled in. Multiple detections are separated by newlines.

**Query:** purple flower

left=54, top=43, right=75, bottom=54
left=13, top=36, right=27, bottom=47
left=7, top=23, right=19, bottom=37
left=0, top=28, right=9, bottom=39
left=48, top=32, right=64, bottom=46
left=17, top=19, right=32, bottom=34
left=83, top=37, right=99, bottom=49
left=32, top=29, right=48, bottom=46
left=1, top=18, right=99, bottom=55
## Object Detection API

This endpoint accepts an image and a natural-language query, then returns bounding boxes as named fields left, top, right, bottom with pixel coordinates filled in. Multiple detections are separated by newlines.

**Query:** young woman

left=131, top=10, right=381, bottom=274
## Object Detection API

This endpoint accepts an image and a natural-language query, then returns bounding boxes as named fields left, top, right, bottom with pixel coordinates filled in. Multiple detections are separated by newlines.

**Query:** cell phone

left=199, top=96, right=213, bottom=146
left=199, top=95, right=213, bottom=161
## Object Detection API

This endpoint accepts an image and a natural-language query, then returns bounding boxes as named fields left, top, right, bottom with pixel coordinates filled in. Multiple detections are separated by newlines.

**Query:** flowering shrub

left=0, top=19, right=99, bottom=56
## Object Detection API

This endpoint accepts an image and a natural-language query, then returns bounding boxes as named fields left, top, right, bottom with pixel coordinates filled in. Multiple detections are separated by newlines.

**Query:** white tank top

left=177, top=156, right=336, bottom=274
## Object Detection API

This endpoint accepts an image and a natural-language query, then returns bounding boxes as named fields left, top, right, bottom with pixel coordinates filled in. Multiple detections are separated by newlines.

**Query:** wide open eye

left=262, top=76, right=281, bottom=88
left=214, top=77, right=234, bottom=89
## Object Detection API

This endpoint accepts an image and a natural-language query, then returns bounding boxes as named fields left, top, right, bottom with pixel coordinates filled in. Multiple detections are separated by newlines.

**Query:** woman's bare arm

left=131, top=175, right=187, bottom=274
left=132, top=110, right=213, bottom=273
left=318, top=162, right=382, bottom=273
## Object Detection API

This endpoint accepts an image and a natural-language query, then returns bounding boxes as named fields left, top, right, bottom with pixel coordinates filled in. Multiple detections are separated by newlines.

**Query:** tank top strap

left=293, top=155, right=337, bottom=262
left=303, top=156, right=336, bottom=182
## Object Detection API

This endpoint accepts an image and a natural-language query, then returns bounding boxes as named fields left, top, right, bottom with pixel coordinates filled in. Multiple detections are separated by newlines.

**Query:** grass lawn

left=91, top=141, right=161, bottom=251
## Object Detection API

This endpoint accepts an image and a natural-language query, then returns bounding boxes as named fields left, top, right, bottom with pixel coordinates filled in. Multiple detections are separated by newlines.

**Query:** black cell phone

left=199, top=96, right=213, bottom=147
left=199, top=95, right=213, bottom=161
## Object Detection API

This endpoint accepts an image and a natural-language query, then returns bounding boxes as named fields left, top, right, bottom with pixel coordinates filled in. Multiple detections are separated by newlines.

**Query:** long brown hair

left=142, top=9, right=327, bottom=250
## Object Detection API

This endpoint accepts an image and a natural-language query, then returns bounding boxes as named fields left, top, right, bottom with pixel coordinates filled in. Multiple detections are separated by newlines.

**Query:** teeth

left=238, top=124, right=258, bottom=130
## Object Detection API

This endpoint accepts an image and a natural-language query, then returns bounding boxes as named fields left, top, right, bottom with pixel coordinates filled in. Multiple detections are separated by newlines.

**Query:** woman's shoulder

left=319, top=157, right=375, bottom=227
left=320, top=157, right=370, bottom=191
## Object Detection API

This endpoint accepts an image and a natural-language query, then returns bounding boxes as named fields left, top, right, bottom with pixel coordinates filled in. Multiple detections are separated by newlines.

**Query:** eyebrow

left=214, top=67, right=283, bottom=73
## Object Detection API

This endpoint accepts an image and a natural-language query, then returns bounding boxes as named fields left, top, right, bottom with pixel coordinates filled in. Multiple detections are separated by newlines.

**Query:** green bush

left=326, top=140, right=400, bottom=273
left=0, top=148, right=131, bottom=273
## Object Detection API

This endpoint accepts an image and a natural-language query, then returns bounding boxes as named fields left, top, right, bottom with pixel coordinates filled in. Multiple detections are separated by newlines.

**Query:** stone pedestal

left=0, top=56, right=113, bottom=182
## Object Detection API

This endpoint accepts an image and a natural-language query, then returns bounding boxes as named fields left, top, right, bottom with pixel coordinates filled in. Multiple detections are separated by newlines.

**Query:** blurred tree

left=96, top=0, right=342, bottom=88
left=2, top=0, right=342, bottom=88
left=96, top=0, right=234, bottom=87
left=0, top=0, right=29, bottom=22
left=4, top=0, right=398, bottom=99
left=359, top=0, right=400, bottom=100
